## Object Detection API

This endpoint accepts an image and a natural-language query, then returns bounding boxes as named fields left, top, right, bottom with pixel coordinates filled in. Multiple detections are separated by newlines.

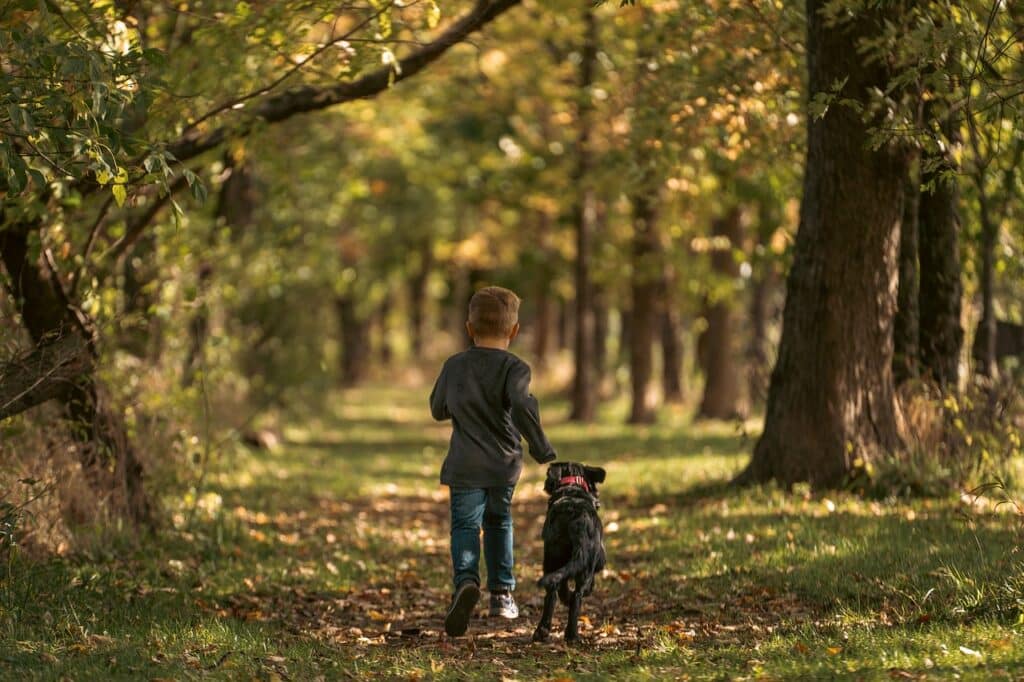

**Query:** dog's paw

left=531, top=627, right=550, bottom=643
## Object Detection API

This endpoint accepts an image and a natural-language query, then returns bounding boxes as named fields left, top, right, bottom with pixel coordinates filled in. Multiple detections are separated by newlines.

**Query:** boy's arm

left=507, top=362, right=556, bottom=464
left=429, top=363, right=451, bottom=421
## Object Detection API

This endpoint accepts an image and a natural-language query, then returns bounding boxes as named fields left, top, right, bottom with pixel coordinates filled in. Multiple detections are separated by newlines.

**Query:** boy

left=429, top=286, right=557, bottom=637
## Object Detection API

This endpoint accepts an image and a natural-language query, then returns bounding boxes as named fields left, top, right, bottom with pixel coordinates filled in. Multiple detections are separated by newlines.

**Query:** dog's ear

left=584, top=465, right=606, bottom=485
left=544, top=464, right=562, bottom=495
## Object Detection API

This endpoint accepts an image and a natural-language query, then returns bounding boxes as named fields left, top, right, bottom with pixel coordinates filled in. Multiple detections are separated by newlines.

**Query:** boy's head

left=467, top=286, right=520, bottom=343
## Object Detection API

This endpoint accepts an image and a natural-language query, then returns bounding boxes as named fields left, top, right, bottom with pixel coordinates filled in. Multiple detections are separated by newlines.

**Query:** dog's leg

left=564, top=587, right=583, bottom=643
left=532, top=586, right=558, bottom=642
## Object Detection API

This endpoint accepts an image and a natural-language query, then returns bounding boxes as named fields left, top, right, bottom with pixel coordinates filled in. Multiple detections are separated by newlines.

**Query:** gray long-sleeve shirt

left=430, top=346, right=556, bottom=488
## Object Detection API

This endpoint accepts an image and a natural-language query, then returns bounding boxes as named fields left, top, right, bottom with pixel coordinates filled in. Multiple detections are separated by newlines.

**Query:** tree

left=568, top=3, right=600, bottom=422
left=737, top=1, right=910, bottom=486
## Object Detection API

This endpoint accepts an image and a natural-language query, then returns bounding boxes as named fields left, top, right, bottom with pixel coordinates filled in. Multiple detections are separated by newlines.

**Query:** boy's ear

left=508, top=322, right=520, bottom=341
left=584, top=466, right=606, bottom=484
left=544, top=464, right=562, bottom=494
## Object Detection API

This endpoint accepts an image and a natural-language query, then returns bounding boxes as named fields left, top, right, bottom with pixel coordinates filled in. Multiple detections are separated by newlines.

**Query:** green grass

left=2, top=384, right=1023, bottom=680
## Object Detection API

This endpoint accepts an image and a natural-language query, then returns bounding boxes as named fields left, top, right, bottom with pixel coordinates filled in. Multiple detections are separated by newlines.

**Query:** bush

left=864, top=376, right=1024, bottom=497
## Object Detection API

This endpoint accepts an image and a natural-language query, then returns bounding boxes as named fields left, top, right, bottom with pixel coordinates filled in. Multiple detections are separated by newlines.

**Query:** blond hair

left=468, top=286, right=521, bottom=337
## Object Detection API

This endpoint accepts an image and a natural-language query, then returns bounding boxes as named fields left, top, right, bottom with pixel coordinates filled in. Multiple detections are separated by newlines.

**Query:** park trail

left=196, top=384, right=814, bottom=663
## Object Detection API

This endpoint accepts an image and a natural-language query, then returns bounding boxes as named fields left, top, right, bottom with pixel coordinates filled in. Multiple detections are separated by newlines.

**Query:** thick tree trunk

left=697, top=207, right=746, bottom=420
left=918, top=114, right=963, bottom=390
left=0, top=217, right=152, bottom=523
left=628, top=192, right=659, bottom=423
left=568, top=4, right=598, bottom=422
left=336, top=296, right=371, bottom=385
left=737, top=1, right=908, bottom=486
left=893, top=160, right=920, bottom=385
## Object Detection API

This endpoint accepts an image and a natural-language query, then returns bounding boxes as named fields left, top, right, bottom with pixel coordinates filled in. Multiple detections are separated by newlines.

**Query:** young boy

left=429, top=286, right=557, bottom=637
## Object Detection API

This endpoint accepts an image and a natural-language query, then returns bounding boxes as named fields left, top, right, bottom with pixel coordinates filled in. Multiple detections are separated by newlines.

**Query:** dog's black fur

left=532, top=461, right=606, bottom=644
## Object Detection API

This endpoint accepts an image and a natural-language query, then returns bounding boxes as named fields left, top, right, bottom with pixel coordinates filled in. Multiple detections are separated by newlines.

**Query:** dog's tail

left=538, top=544, right=588, bottom=590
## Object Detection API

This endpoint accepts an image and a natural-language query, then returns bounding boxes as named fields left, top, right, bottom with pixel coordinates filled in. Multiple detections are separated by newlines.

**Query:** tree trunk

left=893, top=160, right=920, bottom=385
left=378, top=292, right=394, bottom=365
left=408, top=249, right=433, bottom=358
left=918, top=113, right=963, bottom=390
left=534, top=274, right=554, bottom=367
left=972, top=194, right=997, bottom=378
left=661, top=307, right=684, bottom=404
left=533, top=215, right=555, bottom=367
left=183, top=154, right=255, bottom=387
left=747, top=261, right=772, bottom=407
left=618, top=308, right=632, bottom=367
left=0, top=217, right=152, bottom=523
left=568, top=4, right=598, bottom=422
left=736, top=1, right=908, bottom=487
left=336, top=296, right=371, bottom=385
left=593, top=285, right=609, bottom=388
left=628, top=192, right=660, bottom=423
left=558, top=297, right=572, bottom=351
left=697, top=207, right=746, bottom=420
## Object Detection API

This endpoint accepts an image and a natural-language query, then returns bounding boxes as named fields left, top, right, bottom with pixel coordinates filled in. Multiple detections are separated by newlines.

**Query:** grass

left=2, top=383, right=1023, bottom=680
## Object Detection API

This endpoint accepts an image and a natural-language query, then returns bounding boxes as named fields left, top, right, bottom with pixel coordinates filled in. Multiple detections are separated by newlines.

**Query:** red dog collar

left=558, top=475, right=590, bottom=492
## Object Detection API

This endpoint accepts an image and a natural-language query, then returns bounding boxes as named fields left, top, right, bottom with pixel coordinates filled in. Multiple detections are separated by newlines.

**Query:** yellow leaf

left=112, top=184, right=127, bottom=208
left=827, top=646, right=842, bottom=655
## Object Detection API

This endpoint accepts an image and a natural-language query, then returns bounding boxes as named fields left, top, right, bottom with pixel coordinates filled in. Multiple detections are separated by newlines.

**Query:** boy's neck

left=472, top=337, right=510, bottom=350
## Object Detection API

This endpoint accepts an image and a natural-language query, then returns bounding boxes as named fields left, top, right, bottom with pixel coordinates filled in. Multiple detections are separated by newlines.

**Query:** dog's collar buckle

left=558, top=475, right=590, bottom=492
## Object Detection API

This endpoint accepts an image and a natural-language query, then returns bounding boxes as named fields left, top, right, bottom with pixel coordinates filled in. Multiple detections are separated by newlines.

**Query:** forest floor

left=2, top=384, right=1024, bottom=680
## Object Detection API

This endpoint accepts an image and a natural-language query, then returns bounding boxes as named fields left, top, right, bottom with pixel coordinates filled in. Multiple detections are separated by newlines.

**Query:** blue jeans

left=449, top=486, right=516, bottom=592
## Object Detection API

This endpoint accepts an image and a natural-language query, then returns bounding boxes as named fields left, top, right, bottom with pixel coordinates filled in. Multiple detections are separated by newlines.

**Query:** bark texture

left=737, top=1, right=908, bottom=486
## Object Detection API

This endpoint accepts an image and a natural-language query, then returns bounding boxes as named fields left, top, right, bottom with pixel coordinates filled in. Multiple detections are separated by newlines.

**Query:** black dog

left=532, top=462, right=606, bottom=643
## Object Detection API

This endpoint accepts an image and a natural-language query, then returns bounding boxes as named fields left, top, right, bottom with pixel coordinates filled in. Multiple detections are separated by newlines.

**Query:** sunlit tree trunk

left=737, top=1, right=908, bottom=486
left=569, top=3, right=598, bottom=422
left=698, top=207, right=746, bottom=420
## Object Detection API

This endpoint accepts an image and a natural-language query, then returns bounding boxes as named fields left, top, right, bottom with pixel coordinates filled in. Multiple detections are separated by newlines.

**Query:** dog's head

left=544, top=461, right=606, bottom=496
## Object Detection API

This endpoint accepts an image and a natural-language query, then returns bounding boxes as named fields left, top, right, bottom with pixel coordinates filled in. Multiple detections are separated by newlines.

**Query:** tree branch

left=165, top=0, right=522, bottom=163
left=0, top=332, right=93, bottom=422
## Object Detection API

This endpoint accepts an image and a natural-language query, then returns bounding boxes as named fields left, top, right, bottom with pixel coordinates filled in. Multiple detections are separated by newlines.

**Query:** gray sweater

left=430, top=346, right=556, bottom=487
